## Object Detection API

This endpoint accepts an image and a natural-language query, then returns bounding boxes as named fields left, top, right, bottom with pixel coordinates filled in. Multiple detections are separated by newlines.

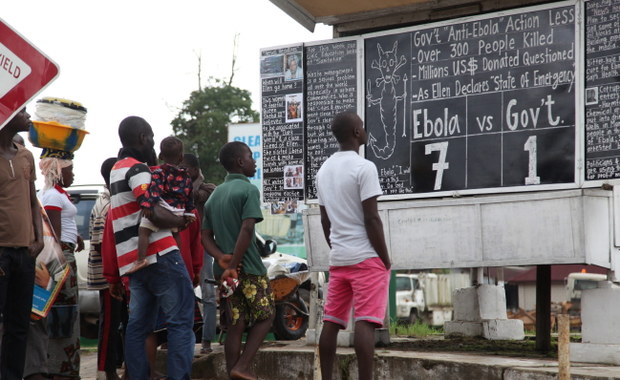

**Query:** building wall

left=517, top=283, right=567, bottom=311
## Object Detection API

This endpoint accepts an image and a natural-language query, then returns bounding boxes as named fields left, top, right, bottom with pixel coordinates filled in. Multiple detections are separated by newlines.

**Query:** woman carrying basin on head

left=37, top=148, right=84, bottom=380
left=32, top=97, right=88, bottom=380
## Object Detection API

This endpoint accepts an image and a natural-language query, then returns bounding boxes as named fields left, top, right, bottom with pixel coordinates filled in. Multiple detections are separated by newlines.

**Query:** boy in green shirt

left=201, top=141, right=274, bottom=380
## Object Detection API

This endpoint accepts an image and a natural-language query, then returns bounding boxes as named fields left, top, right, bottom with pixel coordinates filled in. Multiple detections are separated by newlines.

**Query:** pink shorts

left=323, top=257, right=390, bottom=328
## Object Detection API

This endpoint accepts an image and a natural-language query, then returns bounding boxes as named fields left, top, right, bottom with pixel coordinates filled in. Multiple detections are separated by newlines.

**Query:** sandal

left=200, top=346, right=213, bottom=354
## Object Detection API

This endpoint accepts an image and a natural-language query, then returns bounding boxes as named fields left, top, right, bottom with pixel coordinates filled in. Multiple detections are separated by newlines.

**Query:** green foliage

left=390, top=321, right=443, bottom=338
left=172, top=79, right=259, bottom=184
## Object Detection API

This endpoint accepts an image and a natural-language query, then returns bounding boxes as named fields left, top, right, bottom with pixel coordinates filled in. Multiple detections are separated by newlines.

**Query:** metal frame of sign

left=359, top=0, right=582, bottom=200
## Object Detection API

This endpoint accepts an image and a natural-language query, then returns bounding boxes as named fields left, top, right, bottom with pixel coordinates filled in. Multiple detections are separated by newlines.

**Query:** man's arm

left=221, top=218, right=256, bottom=280
left=362, top=196, right=391, bottom=270
left=101, top=214, right=121, bottom=283
left=102, top=215, right=124, bottom=301
left=185, top=177, right=196, bottom=213
left=194, top=183, right=216, bottom=210
left=201, top=228, right=231, bottom=273
left=29, top=182, right=44, bottom=257
left=319, top=206, right=332, bottom=249
left=129, top=164, right=186, bottom=229
left=188, top=213, right=203, bottom=286
left=149, top=203, right=186, bottom=229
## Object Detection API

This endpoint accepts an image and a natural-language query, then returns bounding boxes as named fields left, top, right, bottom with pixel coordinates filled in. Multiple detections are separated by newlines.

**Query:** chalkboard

left=304, top=39, right=359, bottom=199
left=261, top=45, right=305, bottom=202
left=364, top=4, right=577, bottom=196
left=585, top=0, right=620, bottom=181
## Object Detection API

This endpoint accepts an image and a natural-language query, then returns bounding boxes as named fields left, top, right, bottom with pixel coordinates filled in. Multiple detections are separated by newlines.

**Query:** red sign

left=0, top=18, right=59, bottom=130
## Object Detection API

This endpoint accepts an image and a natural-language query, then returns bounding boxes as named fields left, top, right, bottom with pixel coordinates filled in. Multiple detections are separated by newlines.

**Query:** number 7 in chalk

left=425, top=141, right=449, bottom=190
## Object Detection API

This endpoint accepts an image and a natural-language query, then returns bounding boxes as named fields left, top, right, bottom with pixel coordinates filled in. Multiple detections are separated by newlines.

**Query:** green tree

left=172, top=79, right=259, bottom=184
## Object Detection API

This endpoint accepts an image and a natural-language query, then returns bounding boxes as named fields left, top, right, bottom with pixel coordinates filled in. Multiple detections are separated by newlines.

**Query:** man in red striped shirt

left=108, top=116, right=194, bottom=380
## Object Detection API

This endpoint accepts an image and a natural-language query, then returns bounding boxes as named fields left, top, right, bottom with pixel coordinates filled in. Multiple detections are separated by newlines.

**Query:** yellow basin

left=29, top=121, right=89, bottom=153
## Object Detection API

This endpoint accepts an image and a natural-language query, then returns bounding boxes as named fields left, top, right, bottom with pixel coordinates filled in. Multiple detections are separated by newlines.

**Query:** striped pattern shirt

left=109, top=157, right=177, bottom=276
left=87, top=188, right=110, bottom=290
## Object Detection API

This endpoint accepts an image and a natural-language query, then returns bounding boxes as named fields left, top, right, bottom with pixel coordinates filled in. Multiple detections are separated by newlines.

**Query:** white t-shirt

left=316, top=151, right=383, bottom=266
left=39, top=186, right=78, bottom=245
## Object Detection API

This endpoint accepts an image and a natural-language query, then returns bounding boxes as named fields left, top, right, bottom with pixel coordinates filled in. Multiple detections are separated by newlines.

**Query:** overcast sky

left=3, top=0, right=331, bottom=188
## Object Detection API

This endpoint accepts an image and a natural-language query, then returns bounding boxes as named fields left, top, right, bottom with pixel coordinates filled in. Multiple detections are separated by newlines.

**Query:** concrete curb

left=154, top=343, right=620, bottom=380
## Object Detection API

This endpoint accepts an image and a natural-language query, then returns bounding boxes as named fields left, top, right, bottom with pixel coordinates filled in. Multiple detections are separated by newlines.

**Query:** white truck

left=565, top=272, right=607, bottom=307
left=396, top=273, right=470, bottom=326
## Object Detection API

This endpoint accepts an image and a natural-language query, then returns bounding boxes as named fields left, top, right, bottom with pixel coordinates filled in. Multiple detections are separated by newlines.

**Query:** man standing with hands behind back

left=0, top=109, right=44, bottom=380
left=316, top=111, right=391, bottom=380
left=201, top=141, right=275, bottom=380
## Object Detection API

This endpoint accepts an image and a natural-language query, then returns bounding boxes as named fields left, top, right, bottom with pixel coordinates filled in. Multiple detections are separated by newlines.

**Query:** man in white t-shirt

left=315, top=111, right=391, bottom=380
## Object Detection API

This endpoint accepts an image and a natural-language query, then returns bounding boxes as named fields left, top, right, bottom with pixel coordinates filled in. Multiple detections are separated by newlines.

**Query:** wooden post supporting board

left=536, top=265, right=551, bottom=352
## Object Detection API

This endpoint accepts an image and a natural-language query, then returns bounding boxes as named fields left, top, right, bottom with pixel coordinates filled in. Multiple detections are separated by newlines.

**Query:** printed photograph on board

left=261, top=54, right=284, bottom=78
left=284, top=164, right=303, bottom=189
left=284, top=53, right=303, bottom=81
left=285, top=93, right=303, bottom=122
left=585, top=87, right=599, bottom=105
left=270, top=199, right=298, bottom=215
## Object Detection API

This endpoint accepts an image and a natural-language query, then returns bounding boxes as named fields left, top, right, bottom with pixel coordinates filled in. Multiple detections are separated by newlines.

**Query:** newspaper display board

left=584, top=0, right=620, bottom=181
left=365, top=4, right=577, bottom=196
left=260, top=45, right=305, bottom=203
left=304, top=39, right=360, bottom=199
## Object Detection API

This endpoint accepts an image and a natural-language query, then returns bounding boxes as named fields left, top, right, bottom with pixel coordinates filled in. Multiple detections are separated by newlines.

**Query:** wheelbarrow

left=269, top=271, right=310, bottom=340
left=215, top=270, right=311, bottom=342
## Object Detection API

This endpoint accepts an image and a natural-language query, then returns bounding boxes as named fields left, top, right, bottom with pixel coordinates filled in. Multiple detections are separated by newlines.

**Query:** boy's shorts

left=323, top=257, right=390, bottom=328
left=222, top=273, right=275, bottom=326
